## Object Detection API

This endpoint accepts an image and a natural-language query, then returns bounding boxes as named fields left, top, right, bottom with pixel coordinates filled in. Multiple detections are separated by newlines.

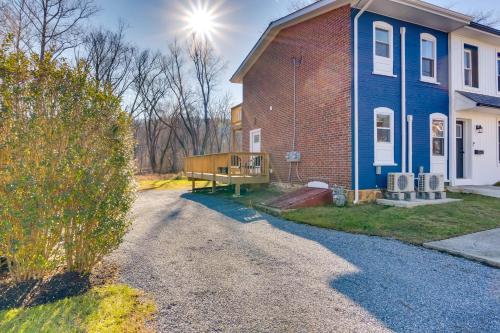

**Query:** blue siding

left=352, top=10, right=449, bottom=190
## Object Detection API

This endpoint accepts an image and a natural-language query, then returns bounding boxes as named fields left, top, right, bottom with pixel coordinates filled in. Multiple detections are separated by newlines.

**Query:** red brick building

left=232, top=5, right=352, bottom=188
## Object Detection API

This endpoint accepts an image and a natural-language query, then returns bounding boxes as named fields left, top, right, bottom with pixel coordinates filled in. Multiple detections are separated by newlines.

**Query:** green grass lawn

left=0, top=284, right=156, bottom=333
left=207, top=186, right=500, bottom=245
left=137, top=175, right=211, bottom=191
left=283, top=192, right=500, bottom=244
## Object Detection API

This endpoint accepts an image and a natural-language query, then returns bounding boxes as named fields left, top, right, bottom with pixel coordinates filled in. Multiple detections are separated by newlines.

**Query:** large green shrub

left=0, top=42, right=135, bottom=281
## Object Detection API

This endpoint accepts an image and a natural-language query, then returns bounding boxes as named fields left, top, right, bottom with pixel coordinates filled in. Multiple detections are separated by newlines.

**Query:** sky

left=91, top=0, right=500, bottom=105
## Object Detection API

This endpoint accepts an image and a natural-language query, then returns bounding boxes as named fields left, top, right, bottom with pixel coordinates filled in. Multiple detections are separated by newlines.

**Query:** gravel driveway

left=109, top=190, right=500, bottom=333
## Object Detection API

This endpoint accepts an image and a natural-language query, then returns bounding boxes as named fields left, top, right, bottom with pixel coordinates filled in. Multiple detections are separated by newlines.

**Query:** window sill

left=462, top=85, right=480, bottom=92
left=420, top=78, right=440, bottom=85
left=373, top=162, right=398, bottom=167
left=372, top=71, right=397, bottom=78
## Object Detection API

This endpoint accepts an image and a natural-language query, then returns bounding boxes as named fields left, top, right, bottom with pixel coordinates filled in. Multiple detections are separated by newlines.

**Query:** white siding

left=450, top=33, right=500, bottom=96
left=450, top=31, right=500, bottom=186
left=454, top=111, right=500, bottom=185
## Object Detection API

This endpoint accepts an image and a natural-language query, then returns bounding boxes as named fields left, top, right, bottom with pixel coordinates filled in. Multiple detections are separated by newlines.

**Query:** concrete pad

left=376, top=198, right=462, bottom=208
left=448, top=185, right=500, bottom=199
left=424, top=229, right=500, bottom=268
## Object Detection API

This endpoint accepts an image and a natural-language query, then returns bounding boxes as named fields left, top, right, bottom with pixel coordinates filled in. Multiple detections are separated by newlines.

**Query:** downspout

left=407, top=115, right=413, bottom=174
left=401, top=27, right=407, bottom=173
left=354, top=0, right=373, bottom=204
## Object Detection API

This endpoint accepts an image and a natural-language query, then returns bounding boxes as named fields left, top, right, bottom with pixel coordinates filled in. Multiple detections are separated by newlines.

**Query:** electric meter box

left=286, top=151, right=301, bottom=162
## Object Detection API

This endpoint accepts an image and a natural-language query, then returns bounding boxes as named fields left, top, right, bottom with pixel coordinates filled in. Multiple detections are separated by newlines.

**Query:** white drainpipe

left=401, top=27, right=407, bottom=173
left=407, top=115, right=413, bottom=174
left=354, top=0, right=374, bottom=204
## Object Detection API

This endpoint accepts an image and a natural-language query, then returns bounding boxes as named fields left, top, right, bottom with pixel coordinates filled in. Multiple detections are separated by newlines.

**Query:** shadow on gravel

left=182, top=192, right=500, bottom=333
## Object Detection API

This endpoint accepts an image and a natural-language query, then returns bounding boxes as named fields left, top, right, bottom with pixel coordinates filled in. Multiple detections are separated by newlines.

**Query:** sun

left=185, top=3, right=219, bottom=40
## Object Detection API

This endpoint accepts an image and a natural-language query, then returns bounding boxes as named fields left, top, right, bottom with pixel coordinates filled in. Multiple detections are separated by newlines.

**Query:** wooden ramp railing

left=184, top=152, right=270, bottom=195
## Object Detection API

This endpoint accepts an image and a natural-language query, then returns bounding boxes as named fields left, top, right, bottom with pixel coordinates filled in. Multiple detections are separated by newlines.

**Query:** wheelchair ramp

left=264, top=187, right=333, bottom=211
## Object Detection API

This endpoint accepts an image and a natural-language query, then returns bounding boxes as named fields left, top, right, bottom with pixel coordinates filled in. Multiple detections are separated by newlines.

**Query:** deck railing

left=184, top=152, right=270, bottom=179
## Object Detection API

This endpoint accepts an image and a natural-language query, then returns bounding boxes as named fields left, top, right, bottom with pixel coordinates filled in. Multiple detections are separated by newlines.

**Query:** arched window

left=374, top=107, right=395, bottom=165
left=421, top=33, right=437, bottom=83
left=373, top=21, right=394, bottom=76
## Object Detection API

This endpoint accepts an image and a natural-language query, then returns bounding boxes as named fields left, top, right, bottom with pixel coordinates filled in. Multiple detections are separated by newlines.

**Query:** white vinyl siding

left=450, top=34, right=500, bottom=96
left=374, top=107, right=395, bottom=165
left=373, top=21, right=394, bottom=77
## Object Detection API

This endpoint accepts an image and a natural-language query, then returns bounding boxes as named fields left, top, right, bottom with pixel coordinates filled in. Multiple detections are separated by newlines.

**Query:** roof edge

left=230, top=0, right=473, bottom=84
left=230, top=0, right=350, bottom=83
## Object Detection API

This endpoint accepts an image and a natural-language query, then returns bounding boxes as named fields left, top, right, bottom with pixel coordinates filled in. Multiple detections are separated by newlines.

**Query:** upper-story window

left=464, top=44, right=479, bottom=88
left=420, top=33, right=437, bottom=82
left=373, top=21, right=393, bottom=77
left=497, top=52, right=500, bottom=92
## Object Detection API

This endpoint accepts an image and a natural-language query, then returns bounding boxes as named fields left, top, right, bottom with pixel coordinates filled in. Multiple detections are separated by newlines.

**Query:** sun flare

left=187, top=7, right=216, bottom=38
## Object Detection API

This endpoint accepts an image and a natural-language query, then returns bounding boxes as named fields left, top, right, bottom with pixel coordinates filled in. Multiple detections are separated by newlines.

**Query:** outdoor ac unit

left=418, top=173, right=445, bottom=193
left=387, top=173, right=414, bottom=192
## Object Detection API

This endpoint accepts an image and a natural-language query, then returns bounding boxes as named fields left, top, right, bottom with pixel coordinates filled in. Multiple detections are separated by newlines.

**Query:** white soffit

left=355, top=0, right=470, bottom=32
left=454, top=27, right=500, bottom=47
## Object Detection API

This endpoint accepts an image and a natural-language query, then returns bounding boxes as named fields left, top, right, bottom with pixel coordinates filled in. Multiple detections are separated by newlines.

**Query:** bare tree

left=209, top=94, right=231, bottom=153
left=132, top=50, right=170, bottom=172
left=469, top=10, right=500, bottom=28
left=189, top=38, right=226, bottom=155
left=1, top=0, right=33, bottom=52
left=83, top=22, right=135, bottom=98
left=17, top=0, right=98, bottom=60
left=162, top=41, right=201, bottom=155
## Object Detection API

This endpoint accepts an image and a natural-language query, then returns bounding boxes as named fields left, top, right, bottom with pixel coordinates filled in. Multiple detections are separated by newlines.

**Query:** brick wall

left=241, top=5, right=352, bottom=188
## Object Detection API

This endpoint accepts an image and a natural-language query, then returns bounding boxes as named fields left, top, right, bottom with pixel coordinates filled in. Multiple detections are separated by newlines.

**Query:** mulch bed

left=0, top=260, right=118, bottom=311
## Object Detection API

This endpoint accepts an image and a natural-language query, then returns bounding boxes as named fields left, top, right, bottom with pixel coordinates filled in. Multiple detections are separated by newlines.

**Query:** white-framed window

left=374, top=107, right=395, bottom=165
left=464, top=44, right=479, bottom=88
left=432, top=118, right=446, bottom=157
left=497, top=52, right=500, bottom=93
left=497, top=120, right=500, bottom=164
left=420, top=33, right=437, bottom=82
left=373, top=21, right=394, bottom=77
left=429, top=113, right=448, bottom=177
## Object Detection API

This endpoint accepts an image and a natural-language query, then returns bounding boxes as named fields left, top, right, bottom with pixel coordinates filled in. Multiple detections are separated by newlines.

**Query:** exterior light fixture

left=475, top=125, right=483, bottom=133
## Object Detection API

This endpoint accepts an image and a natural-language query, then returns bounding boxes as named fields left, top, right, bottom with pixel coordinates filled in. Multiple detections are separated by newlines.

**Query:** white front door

left=250, top=129, right=261, bottom=153
left=430, top=113, right=448, bottom=178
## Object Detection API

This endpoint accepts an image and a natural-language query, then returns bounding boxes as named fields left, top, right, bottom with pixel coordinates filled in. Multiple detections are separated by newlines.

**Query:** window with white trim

left=421, top=33, right=437, bottom=82
left=498, top=121, right=500, bottom=163
left=432, top=119, right=445, bottom=156
left=497, top=52, right=500, bottom=92
left=374, top=107, right=394, bottom=165
left=464, top=44, right=479, bottom=88
left=373, top=22, right=393, bottom=76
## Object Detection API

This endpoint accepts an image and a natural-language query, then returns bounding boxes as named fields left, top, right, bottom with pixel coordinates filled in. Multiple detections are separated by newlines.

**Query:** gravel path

left=109, top=190, right=500, bottom=333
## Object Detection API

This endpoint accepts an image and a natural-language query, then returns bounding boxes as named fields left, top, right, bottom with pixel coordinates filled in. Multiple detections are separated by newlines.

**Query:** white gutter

left=407, top=115, right=413, bottom=174
left=400, top=27, right=407, bottom=173
left=354, top=0, right=374, bottom=204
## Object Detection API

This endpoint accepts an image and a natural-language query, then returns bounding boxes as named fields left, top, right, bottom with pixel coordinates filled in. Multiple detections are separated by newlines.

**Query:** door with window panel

left=430, top=115, right=448, bottom=178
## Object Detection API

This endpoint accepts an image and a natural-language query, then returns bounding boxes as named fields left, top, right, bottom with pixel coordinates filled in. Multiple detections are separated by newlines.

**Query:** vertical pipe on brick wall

left=354, top=0, right=373, bottom=204
left=401, top=27, right=407, bottom=173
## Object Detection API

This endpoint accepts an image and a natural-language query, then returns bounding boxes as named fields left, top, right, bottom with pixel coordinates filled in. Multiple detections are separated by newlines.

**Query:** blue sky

left=91, top=0, right=500, bottom=104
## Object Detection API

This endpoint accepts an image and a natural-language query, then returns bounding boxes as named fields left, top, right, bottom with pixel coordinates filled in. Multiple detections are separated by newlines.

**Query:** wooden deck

left=184, top=152, right=270, bottom=195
